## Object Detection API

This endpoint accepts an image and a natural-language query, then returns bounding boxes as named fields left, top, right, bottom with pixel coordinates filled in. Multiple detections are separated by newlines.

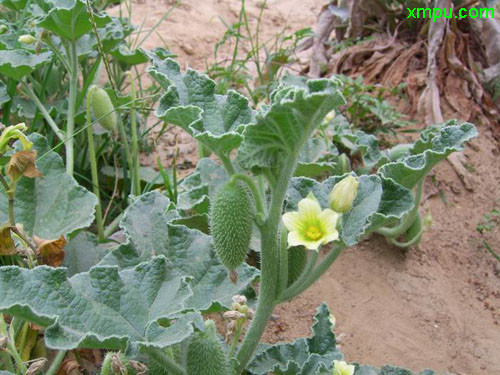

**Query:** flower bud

left=18, top=34, right=37, bottom=45
left=0, top=25, right=8, bottom=35
left=324, top=110, right=336, bottom=123
left=423, top=213, right=433, bottom=230
left=329, top=175, right=359, bottom=213
left=329, top=313, right=336, bottom=328
left=332, top=360, right=355, bottom=375
left=232, top=295, right=247, bottom=305
left=231, top=302, right=242, bottom=312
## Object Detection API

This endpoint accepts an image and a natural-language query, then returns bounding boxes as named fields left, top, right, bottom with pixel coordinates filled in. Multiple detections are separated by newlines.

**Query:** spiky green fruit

left=287, top=246, right=307, bottom=286
left=187, top=321, right=229, bottom=375
left=211, top=181, right=253, bottom=271
left=89, top=85, right=117, bottom=132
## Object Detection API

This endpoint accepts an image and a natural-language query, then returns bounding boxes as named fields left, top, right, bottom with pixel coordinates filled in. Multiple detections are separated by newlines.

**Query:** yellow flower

left=282, top=194, right=340, bottom=251
left=329, top=175, right=359, bottom=213
left=18, top=34, right=37, bottom=44
left=0, top=123, right=32, bottom=154
left=333, top=360, right=355, bottom=375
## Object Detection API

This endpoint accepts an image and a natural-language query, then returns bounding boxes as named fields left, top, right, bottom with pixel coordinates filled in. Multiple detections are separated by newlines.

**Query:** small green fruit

left=211, top=181, right=253, bottom=271
left=89, top=85, right=117, bottom=132
left=187, top=320, right=229, bottom=375
left=287, top=246, right=307, bottom=286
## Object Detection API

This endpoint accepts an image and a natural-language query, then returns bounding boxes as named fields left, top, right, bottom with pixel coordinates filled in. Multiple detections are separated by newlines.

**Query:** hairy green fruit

left=211, top=181, right=253, bottom=271
left=187, top=320, right=229, bottom=375
left=89, top=85, right=117, bottom=132
left=287, top=246, right=307, bottom=286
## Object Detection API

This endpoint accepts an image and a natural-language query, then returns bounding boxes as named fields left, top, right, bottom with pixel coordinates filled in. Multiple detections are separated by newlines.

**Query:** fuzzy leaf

left=0, top=256, right=201, bottom=351
left=149, top=57, right=252, bottom=157
left=100, top=191, right=259, bottom=312
left=0, top=50, right=52, bottom=80
left=37, top=0, right=111, bottom=41
left=63, top=232, right=110, bottom=276
left=286, top=174, right=414, bottom=246
left=379, top=121, right=477, bottom=189
left=0, top=134, right=97, bottom=239
left=237, top=79, right=345, bottom=172
left=247, top=303, right=342, bottom=375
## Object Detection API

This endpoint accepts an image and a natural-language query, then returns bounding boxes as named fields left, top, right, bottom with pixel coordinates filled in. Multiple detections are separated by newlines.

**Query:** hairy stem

left=235, top=156, right=297, bottom=373
left=230, top=173, right=265, bottom=215
left=0, top=175, right=14, bottom=225
left=141, top=347, right=186, bottom=375
left=278, top=226, right=288, bottom=294
left=86, top=93, right=105, bottom=241
left=278, top=244, right=344, bottom=303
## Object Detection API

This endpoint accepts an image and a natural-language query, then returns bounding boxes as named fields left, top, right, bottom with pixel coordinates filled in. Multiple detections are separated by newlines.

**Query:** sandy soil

left=109, top=1, right=500, bottom=373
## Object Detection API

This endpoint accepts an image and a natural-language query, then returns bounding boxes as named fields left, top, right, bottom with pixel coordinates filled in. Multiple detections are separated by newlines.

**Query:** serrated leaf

left=247, top=303, right=342, bottom=375
left=237, top=79, right=345, bottom=173
left=286, top=174, right=414, bottom=246
left=62, top=232, right=110, bottom=276
left=100, top=191, right=259, bottom=312
left=37, top=0, right=111, bottom=41
left=0, top=256, right=201, bottom=351
left=0, top=50, right=52, bottom=80
left=379, top=121, right=477, bottom=189
left=148, top=57, right=252, bottom=157
left=0, top=134, right=97, bottom=239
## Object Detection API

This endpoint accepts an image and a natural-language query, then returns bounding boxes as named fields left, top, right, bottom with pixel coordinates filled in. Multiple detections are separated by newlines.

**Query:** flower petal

left=288, top=230, right=306, bottom=247
left=282, top=212, right=302, bottom=232
left=318, top=209, right=340, bottom=233
left=321, top=230, right=339, bottom=245
left=298, top=196, right=321, bottom=222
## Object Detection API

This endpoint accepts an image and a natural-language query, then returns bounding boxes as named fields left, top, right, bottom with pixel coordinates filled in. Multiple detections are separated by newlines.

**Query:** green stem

left=278, top=245, right=344, bottom=303
left=278, top=226, right=288, bottom=294
left=66, top=41, right=79, bottom=175
left=21, top=81, right=65, bottom=142
left=86, top=93, right=104, bottom=241
left=0, top=315, right=26, bottom=375
left=45, top=350, right=67, bottom=375
left=126, top=72, right=141, bottom=196
left=230, top=173, right=265, bottom=215
left=117, top=117, right=134, bottom=195
left=228, top=319, right=244, bottom=359
left=235, top=156, right=297, bottom=373
left=141, top=347, right=186, bottom=375
left=219, top=153, right=236, bottom=175
left=375, top=178, right=424, bottom=238
left=388, top=229, right=423, bottom=248
left=103, top=212, right=124, bottom=239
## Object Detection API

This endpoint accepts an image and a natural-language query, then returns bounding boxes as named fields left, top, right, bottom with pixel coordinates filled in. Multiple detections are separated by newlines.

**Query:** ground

left=109, top=1, right=500, bottom=373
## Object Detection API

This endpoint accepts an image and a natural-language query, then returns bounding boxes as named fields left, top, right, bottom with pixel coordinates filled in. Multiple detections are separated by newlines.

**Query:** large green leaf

left=0, top=134, right=97, bottom=239
left=63, top=232, right=110, bottom=276
left=247, top=303, right=342, bottom=375
left=237, top=79, right=345, bottom=173
left=148, top=56, right=253, bottom=157
left=379, top=121, right=477, bottom=189
left=286, top=174, right=414, bottom=246
left=37, top=0, right=111, bottom=41
left=0, top=50, right=52, bottom=80
left=0, top=256, right=202, bottom=351
left=100, top=191, right=259, bottom=312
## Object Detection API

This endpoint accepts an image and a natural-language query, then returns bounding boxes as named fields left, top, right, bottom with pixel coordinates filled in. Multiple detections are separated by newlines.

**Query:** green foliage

left=0, top=256, right=202, bottom=351
left=0, top=134, right=97, bottom=239
left=186, top=321, right=229, bottom=375
left=247, top=303, right=341, bottom=374
left=211, top=181, right=253, bottom=271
